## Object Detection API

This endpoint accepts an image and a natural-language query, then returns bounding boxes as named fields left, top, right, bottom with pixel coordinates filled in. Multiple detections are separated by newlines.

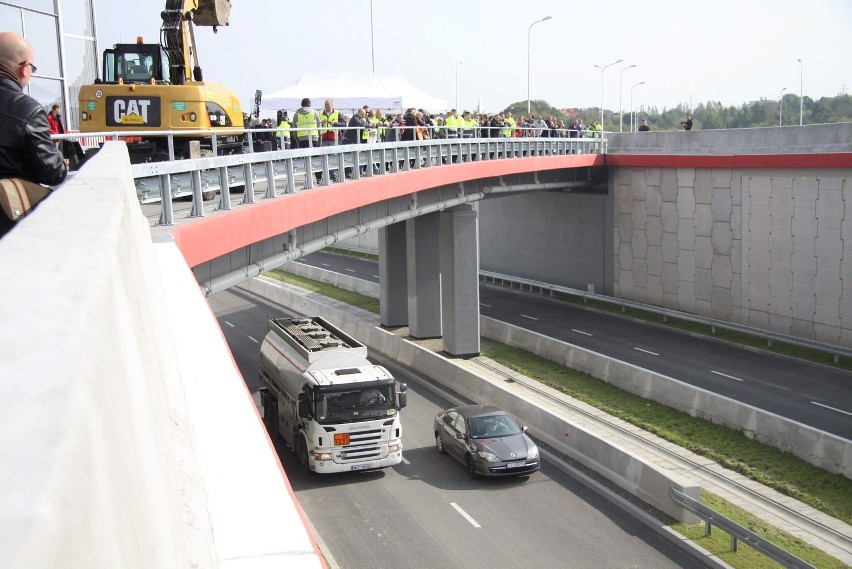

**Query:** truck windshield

left=316, top=385, right=395, bottom=423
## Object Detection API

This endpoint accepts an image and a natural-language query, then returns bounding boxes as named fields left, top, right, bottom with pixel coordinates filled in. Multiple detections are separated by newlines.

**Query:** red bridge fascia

left=173, top=154, right=602, bottom=267
left=173, top=151, right=852, bottom=268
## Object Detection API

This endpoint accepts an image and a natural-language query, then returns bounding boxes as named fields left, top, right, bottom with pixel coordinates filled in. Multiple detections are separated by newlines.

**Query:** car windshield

left=468, top=414, right=522, bottom=438
left=316, top=385, right=395, bottom=423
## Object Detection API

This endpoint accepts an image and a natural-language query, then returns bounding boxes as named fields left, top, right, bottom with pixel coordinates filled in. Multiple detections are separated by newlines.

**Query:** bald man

left=0, top=32, right=66, bottom=237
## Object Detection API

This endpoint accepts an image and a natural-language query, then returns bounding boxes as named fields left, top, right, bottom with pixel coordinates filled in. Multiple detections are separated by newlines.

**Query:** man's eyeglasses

left=20, top=62, right=37, bottom=73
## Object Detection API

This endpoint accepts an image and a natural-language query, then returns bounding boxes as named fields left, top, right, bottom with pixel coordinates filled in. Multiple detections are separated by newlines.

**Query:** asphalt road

left=296, top=251, right=852, bottom=440
left=209, top=288, right=712, bottom=569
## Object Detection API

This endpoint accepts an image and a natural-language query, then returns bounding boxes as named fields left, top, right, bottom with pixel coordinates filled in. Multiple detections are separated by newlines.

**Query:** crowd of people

left=244, top=99, right=612, bottom=152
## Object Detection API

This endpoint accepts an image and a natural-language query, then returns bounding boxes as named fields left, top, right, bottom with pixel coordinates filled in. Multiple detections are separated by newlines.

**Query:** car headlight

left=477, top=451, right=500, bottom=462
left=527, top=445, right=539, bottom=460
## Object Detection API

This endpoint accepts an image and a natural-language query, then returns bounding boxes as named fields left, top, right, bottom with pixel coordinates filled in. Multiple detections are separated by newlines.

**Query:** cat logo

left=106, top=96, right=161, bottom=127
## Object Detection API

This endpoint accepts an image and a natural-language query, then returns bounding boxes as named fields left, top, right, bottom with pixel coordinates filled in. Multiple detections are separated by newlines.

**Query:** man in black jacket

left=0, top=32, right=67, bottom=238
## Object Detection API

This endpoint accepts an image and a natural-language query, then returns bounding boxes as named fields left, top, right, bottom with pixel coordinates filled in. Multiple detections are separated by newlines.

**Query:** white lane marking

left=811, top=401, right=852, bottom=417
left=248, top=336, right=259, bottom=344
left=372, top=274, right=380, bottom=279
left=572, top=329, right=592, bottom=336
left=401, top=456, right=411, bottom=465
left=320, top=263, right=330, bottom=267
left=633, top=347, right=659, bottom=356
left=711, top=370, right=744, bottom=382
left=345, top=268, right=356, bottom=273
left=224, top=321, right=235, bottom=328
left=520, top=314, right=538, bottom=321
left=480, top=303, right=491, bottom=308
left=450, top=502, right=481, bottom=528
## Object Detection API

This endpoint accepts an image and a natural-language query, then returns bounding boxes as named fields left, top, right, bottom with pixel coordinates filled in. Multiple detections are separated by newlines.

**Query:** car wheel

left=465, top=455, right=479, bottom=479
left=435, top=433, right=447, bottom=455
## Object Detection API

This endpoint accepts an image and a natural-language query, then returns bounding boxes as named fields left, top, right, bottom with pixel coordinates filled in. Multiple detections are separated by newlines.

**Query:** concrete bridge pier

left=406, top=212, right=442, bottom=338
left=441, top=204, right=480, bottom=356
left=378, top=223, right=408, bottom=326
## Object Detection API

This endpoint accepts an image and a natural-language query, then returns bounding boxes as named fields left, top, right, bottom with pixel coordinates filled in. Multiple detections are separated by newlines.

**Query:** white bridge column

left=441, top=204, right=480, bottom=356
left=378, top=223, right=408, bottom=327
left=406, top=212, right=442, bottom=338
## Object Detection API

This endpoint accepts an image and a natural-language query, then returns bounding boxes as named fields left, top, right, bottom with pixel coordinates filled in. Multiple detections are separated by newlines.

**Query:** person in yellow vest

left=293, top=97, right=321, bottom=183
left=319, top=99, right=340, bottom=181
left=444, top=109, right=459, bottom=139
left=275, top=111, right=291, bottom=149
left=293, top=97, right=320, bottom=148
left=503, top=112, right=516, bottom=138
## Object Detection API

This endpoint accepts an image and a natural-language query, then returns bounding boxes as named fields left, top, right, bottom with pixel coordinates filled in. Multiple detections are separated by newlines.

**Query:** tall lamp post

left=455, top=60, right=463, bottom=110
left=779, top=87, right=787, bottom=126
left=619, top=64, right=637, bottom=132
left=630, top=81, right=645, bottom=132
left=594, top=59, right=622, bottom=130
left=797, top=58, right=803, bottom=125
left=369, top=0, right=375, bottom=73
left=527, top=16, right=552, bottom=114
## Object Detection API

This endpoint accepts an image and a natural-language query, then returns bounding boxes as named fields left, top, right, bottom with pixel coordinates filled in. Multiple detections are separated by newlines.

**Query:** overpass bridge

left=1, top=125, right=851, bottom=568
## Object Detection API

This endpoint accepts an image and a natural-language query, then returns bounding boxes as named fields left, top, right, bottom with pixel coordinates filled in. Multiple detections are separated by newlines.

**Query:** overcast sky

left=94, top=0, right=851, bottom=117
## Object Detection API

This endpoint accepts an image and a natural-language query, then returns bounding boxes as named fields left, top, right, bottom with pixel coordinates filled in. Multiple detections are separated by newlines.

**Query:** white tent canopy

left=260, top=73, right=448, bottom=114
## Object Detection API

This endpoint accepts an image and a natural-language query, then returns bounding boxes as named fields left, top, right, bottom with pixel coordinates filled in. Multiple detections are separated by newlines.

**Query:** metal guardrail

left=479, top=270, right=852, bottom=363
left=669, top=488, right=817, bottom=569
left=57, top=127, right=605, bottom=207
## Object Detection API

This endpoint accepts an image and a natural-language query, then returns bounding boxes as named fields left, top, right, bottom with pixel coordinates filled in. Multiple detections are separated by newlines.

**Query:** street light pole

left=527, top=16, right=552, bottom=114
left=594, top=59, right=622, bottom=131
left=619, top=64, right=637, bottom=132
left=369, top=0, right=375, bottom=73
left=455, top=60, right=463, bottom=110
left=630, top=81, right=645, bottom=132
left=797, top=58, right=803, bottom=126
left=779, top=87, right=787, bottom=126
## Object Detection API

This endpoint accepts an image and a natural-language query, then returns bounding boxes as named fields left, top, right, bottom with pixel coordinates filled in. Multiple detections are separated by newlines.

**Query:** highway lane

left=209, top=288, right=710, bottom=569
left=296, top=251, right=852, bottom=440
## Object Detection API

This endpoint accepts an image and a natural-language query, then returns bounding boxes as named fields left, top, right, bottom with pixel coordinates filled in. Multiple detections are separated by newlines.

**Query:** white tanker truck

left=259, top=316, right=407, bottom=474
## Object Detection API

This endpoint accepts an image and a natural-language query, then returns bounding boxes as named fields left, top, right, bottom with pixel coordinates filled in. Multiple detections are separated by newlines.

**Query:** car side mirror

left=522, top=426, right=529, bottom=433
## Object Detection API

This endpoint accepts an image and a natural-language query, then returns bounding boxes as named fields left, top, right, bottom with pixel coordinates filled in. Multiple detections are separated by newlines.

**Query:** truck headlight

left=313, top=452, right=332, bottom=461
left=389, top=443, right=401, bottom=453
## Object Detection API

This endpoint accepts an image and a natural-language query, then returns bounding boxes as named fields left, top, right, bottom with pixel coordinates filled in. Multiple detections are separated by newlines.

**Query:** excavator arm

left=160, top=0, right=231, bottom=85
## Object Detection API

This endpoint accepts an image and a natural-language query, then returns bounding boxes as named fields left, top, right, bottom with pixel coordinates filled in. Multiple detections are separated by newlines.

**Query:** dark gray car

left=434, top=405, right=540, bottom=478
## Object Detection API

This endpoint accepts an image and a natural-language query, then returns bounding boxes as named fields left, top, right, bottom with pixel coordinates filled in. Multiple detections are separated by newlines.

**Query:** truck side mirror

left=397, top=383, right=408, bottom=409
left=298, top=399, right=310, bottom=419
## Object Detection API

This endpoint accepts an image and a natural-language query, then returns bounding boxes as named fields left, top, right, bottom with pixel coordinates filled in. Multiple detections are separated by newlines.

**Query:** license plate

left=507, top=461, right=525, bottom=469
left=351, top=463, right=374, bottom=471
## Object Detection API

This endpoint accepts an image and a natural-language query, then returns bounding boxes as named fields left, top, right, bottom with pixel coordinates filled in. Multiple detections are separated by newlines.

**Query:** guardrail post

left=158, top=174, right=174, bottom=226
left=188, top=169, right=205, bottom=217
left=285, top=157, right=296, bottom=193
left=242, top=162, right=255, bottom=204
left=264, top=159, right=276, bottom=199
left=216, top=166, right=231, bottom=210
left=320, top=153, right=331, bottom=185
left=303, top=156, right=314, bottom=189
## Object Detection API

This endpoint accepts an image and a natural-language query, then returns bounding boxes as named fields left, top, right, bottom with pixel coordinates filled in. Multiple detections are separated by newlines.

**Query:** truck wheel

left=297, top=439, right=311, bottom=474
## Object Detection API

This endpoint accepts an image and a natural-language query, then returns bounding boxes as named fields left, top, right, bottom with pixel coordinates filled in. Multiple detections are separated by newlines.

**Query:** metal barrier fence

left=57, top=128, right=606, bottom=224
left=479, top=270, right=852, bottom=363
left=669, top=488, right=817, bottom=569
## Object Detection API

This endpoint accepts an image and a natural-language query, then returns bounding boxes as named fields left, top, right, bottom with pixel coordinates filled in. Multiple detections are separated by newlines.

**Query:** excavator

left=77, top=0, right=245, bottom=163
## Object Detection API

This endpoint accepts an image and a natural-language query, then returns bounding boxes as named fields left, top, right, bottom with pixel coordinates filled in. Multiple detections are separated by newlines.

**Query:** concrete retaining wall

left=0, top=144, right=323, bottom=569
left=242, top=276, right=702, bottom=522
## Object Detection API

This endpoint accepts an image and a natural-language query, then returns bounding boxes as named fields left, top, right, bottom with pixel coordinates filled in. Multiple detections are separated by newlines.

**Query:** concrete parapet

left=242, top=276, right=702, bottom=522
left=0, top=144, right=323, bottom=569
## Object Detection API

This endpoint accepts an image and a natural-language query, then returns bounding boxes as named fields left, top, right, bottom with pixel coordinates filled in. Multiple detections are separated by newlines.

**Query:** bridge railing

left=57, top=128, right=606, bottom=223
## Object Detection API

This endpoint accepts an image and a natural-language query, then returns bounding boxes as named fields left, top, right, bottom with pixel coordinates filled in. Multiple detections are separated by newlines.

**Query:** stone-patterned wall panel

left=646, top=215, right=663, bottom=248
